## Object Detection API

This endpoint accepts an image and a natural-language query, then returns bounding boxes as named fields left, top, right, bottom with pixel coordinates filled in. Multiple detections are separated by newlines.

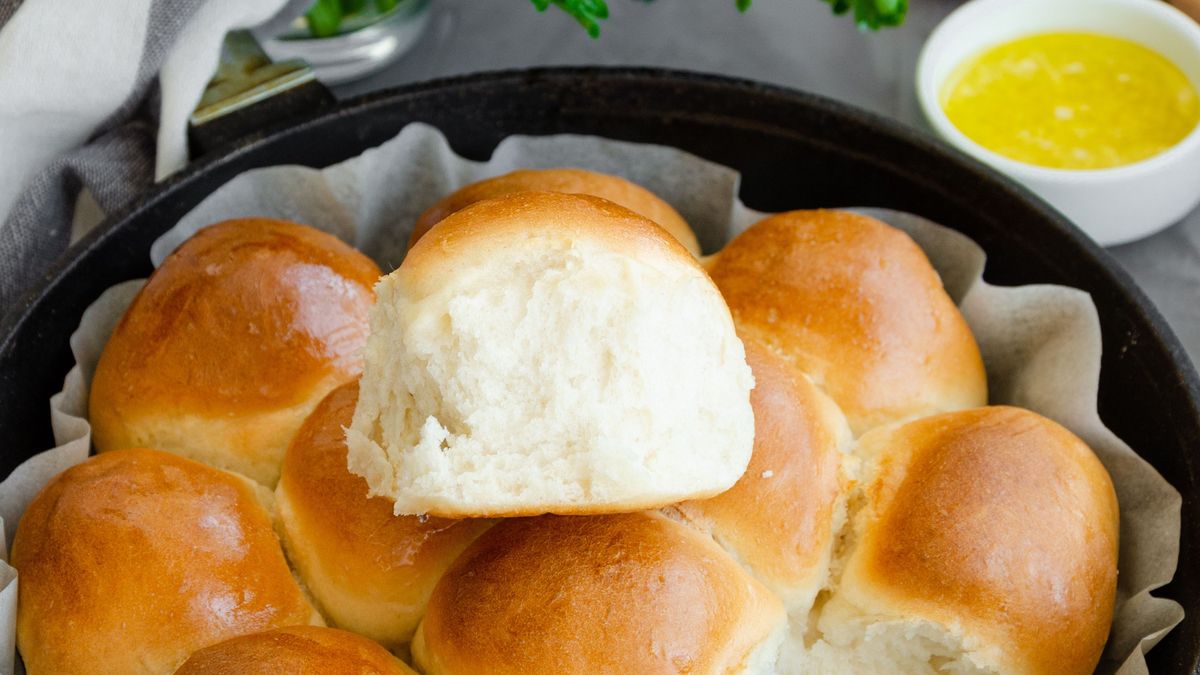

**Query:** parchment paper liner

left=0, top=124, right=1182, bottom=675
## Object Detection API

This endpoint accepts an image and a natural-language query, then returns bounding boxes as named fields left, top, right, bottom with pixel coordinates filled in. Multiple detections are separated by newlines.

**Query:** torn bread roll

left=347, top=191, right=755, bottom=518
left=89, top=218, right=380, bottom=485
left=805, top=406, right=1119, bottom=675
left=409, top=167, right=701, bottom=255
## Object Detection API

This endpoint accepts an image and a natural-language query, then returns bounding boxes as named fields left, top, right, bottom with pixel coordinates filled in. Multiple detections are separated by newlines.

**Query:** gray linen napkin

left=0, top=0, right=304, bottom=316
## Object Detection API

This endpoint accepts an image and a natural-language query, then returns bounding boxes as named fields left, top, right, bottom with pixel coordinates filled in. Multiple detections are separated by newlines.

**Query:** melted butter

left=941, top=32, right=1200, bottom=170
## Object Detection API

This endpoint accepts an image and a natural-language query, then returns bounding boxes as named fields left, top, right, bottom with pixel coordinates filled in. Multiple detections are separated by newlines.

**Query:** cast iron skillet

left=0, top=68, right=1196, bottom=673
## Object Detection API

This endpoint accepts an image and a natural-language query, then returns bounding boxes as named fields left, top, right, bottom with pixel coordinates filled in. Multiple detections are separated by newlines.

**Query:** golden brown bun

left=12, top=449, right=321, bottom=675
left=409, top=168, right=701, bottom=255
left=828, top=406, right=1119, bottom=675
left=276, top=381, right=494, bottom=648
left=710, top=209, right=987, bottom=435
left=173, top=626, right=416, bottom=675
left=401, top=191, right=700, bottom=290
left=671, top=337, right=850, bottom=615
left=89, top=218, right=381, bottom=485
left=412, top=512, right=786, bottom=674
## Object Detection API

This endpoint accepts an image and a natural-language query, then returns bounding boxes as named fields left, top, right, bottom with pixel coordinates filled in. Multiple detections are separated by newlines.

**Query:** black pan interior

left=0, top=68, right=1196, bottom=673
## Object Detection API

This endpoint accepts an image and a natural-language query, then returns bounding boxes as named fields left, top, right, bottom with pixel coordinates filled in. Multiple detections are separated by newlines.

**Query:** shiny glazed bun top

left=89, top=218, right=381, bottom=485
left=12, top=449, right=320, bottom=675
left=809, top=407, right=1119, bottom=675
left=348, top=192, right=754, bottom=518
left=408, top=167, right=702, bottom=256
left=412, top=511, right=786, bottom=675
left=710, top=209, right=987, bottom=436
left=173, top=626, right=416, bottom=675
left=276, top=381, right=494, bottom=649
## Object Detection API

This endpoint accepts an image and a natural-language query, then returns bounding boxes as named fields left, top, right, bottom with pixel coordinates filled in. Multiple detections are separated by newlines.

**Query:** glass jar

left=255, top=0, right=431, bottom=84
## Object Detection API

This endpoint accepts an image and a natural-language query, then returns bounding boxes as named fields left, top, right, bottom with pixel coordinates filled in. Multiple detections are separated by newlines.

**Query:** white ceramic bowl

left=917, top=0, right=1200, bottom=245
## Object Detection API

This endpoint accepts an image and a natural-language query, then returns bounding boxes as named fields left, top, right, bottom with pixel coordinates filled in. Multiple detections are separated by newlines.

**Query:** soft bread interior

left=769, top=449, right=1002, bottom=675
left=792, top=618, right=998, bottom=675
left=348, top=193, right=755, bottom=518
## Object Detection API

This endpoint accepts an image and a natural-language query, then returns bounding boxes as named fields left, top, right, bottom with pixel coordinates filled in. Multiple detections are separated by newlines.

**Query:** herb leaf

left=305, top=0, right=344, bottom=38
left=821, top=0, right=907, bottom=30
left=537, top=0, right=906, bottom=36
left=310, top=0, right=908, bottom=41
left=531, top=0, right=611, bottom=38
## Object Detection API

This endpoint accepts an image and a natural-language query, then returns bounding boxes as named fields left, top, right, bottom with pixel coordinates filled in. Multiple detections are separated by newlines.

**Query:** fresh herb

left=820, top=0, right=907, bottom=30
left=305, top=0, right=345, bottom=38
left=530, top=0, right=610, bottom=38
left=304, top=0, right=907, bottom=41
left=533, top=0, right=906, bottom=36
left=304, top=0, right=401, bottom=38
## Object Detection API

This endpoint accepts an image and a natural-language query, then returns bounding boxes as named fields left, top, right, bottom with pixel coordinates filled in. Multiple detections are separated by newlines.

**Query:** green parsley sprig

left=531, top=0, right=907, bottom=36
left=821, top=0, right=908, bottom=30
left=303, top=0, right=907, bottom=41
left=530, top=0, right=610, bottom=38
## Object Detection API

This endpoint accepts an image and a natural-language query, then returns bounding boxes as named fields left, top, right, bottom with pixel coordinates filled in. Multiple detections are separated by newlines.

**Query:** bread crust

left=12, top=449, right=320, bottom=675
left=409, top=168, right=700, bottom=255
left=89, top=218, right=380, bottom=485
left=413, top=511, right=785, bottom=675
left=671, top=337, right=849, bottom=614
left=710, top=209, right=987, bottom=435
left=836, top=406, right=1120, bottom=674
left=173, top=626, right=417, bottom=675
left=276, top=381, right=493, bottom=648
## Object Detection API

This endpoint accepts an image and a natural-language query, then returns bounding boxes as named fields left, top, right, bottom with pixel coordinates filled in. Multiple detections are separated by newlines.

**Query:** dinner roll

left=12, top=449, right=321, bottom=675
left=806, top=407, right=1119, bottom=675
left=276, top=381, right=494, bottom=649
left=89, top=218, right=380, bottom=485
left=670, top=336, right=851, bottom=617
left=348, top=192, right=754, bottom=518
left=409, top=167, right=701, bottom=255
left=411, top=512, right=787, bottom=674
left=174, top=626, right=416, bottom=675
left=710, top=209, right=987, bottom=435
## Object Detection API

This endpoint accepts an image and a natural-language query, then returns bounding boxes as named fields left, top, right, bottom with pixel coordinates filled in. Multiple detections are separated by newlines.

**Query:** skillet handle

left=187, top=30, right=335, bottom=158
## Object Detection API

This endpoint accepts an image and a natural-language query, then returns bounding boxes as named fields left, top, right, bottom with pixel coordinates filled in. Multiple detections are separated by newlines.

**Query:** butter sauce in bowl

left=943, top=32, right=1199, bottom=170
left=918, top=0, right=1200, bottom=244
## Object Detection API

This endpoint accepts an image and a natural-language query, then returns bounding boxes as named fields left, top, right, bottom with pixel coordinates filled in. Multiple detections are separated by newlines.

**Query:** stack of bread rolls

left=12, top=168, right=1119, bottom=674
